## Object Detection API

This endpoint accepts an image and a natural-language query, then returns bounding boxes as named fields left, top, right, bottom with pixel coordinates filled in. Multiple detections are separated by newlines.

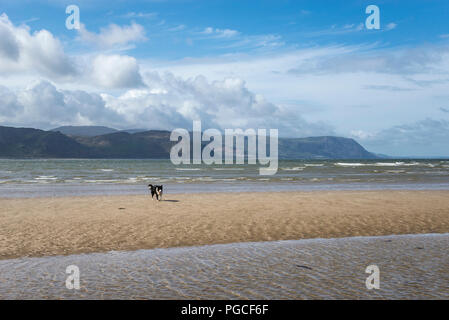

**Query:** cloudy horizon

left=0, top=0, right=448, bottom=157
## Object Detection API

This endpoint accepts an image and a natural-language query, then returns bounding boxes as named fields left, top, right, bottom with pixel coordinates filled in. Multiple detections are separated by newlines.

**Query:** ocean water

left=0, top=159, right=449, bottom=197
left=0, top=234, right=447, bottom=299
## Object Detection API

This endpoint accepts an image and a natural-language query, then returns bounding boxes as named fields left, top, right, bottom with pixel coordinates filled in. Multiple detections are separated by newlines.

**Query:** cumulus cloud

left=0, top=13, right=76, bottom=79
left=0, top=75, right=333, bottom=138
left=91, top=54, right=145, bottom=88
left=77, top=22, right=147, bottom=49
left=0, top=81, right=124, bottom=129
left=0, top=15, right=145, bottom=89
left=101, top=72, right=334, bottom=136
left=0, top=86, right=22, bottom=117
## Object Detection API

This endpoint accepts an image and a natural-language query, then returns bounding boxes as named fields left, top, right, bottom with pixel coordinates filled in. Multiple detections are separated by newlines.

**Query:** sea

left=0, top=159, right=449, bottom=198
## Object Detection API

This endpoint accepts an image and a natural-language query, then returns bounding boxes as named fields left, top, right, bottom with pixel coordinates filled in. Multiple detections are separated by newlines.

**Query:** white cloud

left=0, top=74, right=334, bottom=137
left=0, top=81, right=123, bottom=129
left=123, top=12, right=157, bottom=19
left=91, top=54, right=144, bottom=89
left=385, top=22, right=397, bottom=31
left=100, top=72, right=334, bottom=136
left=303, top=23, right=365, bottom=37
left=77, top=22, right=147, bottom=49
left=202, top=27, right=240, bottom=38
left=0, top=86, right=22, bottom=117
left=0, top=13, right=76, bottom=79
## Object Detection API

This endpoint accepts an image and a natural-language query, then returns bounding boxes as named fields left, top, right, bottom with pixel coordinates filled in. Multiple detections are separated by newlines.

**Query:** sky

left=0, top=0, right=448, bottom=157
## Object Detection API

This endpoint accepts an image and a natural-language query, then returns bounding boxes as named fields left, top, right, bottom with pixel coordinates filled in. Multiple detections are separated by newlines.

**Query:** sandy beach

left=1, top=190, right=449, bottom=260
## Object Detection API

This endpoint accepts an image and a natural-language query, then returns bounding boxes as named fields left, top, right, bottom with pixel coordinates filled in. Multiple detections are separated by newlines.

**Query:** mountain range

left=0, top=125, right=380, bottom=159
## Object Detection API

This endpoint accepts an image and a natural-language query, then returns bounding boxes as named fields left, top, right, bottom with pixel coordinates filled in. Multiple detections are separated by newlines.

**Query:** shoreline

left=1, top=190, right=449, bottom=260
left=2, top=183, right=449, bottom=199
left=3, top=232, right=448, bottom=262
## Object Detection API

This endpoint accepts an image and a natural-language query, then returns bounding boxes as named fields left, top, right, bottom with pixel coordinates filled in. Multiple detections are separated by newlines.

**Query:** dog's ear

left=148, top=184, right=153, bottom=187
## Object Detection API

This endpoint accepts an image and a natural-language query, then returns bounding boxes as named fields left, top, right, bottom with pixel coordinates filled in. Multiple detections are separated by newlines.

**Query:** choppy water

left=1, top=159, right=449, bottom=197
left=0, top=234, right=447, bottom=299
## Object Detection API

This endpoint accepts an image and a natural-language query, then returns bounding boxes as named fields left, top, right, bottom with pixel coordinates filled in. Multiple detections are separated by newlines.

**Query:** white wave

left=281, top=167, right=305, bottom=171
left=304, top=164, right=324, bottom=167
left=213, top=168, right=245, bottom=171
left=335, top=163, right=366, bottom=167
left=374, top=162, right=404, bottom=166
left=176, top=168, right=202, bottom=171
left=99, top=169, right=114, bottom=172
left=385, top=170, right=406, bottom=173
left=35, top=176, right=58, bottom=180
left=193, top=177, right=215, bottom=181
left=402, top=162, right=421, bottom=166
left=84, top=179, right=121, bottom=183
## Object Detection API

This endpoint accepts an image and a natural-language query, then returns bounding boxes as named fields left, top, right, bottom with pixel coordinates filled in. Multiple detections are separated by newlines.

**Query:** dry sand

left=0, top=190, right=448, bottom=260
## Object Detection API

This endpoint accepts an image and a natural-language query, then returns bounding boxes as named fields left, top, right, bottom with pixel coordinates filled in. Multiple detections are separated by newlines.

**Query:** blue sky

left=0, top=0, right=448, bottom=156
left=3, top=0, right=448, bottom=58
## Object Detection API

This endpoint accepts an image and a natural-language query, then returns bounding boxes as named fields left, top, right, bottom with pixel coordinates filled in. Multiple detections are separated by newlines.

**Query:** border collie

left=148, top=184, right=163, bottom=201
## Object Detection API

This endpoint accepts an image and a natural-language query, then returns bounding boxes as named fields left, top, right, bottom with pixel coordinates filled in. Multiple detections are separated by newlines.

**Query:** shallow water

left=0, top=234, right=447, bottom=299
left=1, top=159, right=449, bottom=197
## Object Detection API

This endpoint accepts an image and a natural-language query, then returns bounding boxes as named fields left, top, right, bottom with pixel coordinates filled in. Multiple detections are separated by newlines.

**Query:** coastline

left=1, top=190, right=449, bottom=260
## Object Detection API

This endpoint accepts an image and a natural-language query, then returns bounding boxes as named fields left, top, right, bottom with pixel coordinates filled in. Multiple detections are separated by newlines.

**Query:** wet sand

left=0, top=234, right=448, bottom=299
left=1, top=190, right=449, bottom=260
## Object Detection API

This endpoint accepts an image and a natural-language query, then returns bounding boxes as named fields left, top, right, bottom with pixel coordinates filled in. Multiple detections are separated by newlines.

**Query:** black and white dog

left=148, top=184, right=163, bottom=201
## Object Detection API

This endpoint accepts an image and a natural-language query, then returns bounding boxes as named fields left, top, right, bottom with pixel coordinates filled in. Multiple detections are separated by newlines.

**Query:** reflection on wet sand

left=0, top=234, right=447, bottom=299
